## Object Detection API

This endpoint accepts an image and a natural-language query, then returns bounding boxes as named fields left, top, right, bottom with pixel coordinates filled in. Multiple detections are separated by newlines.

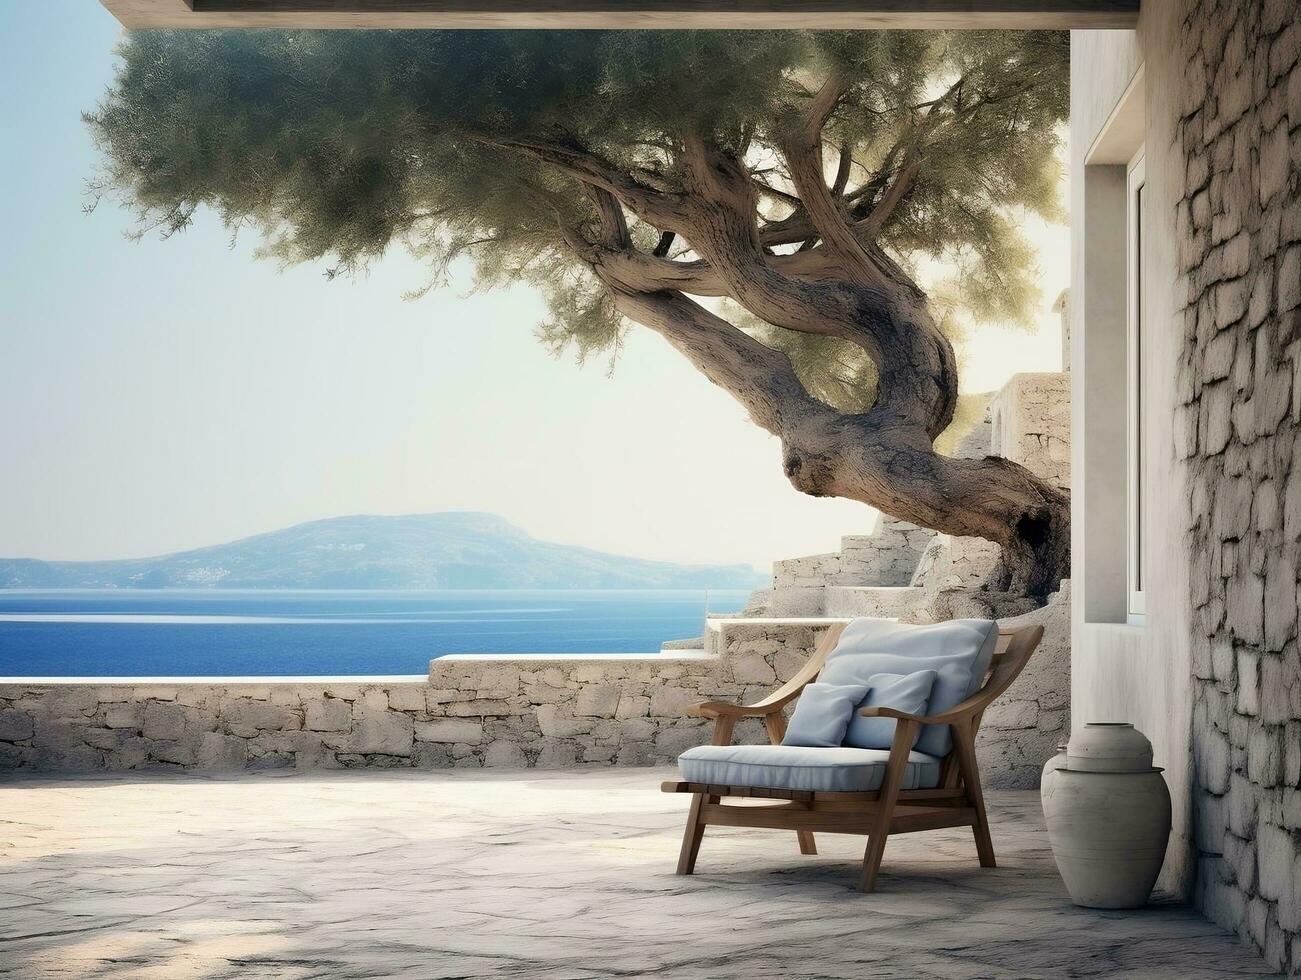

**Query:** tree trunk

left=610, top=287, right=1070, bottom=599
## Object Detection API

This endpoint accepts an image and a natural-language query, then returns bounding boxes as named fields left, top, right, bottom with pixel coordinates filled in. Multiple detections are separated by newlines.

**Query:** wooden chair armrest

left=686, top=621, right=851, bottom=723
left=690, top=665, right=823, bottom=719
left=857, top=692, right=988, bottom=727
left=690, top=700, right=788, bottom=719
left=857, top=705, right=929, bottom=723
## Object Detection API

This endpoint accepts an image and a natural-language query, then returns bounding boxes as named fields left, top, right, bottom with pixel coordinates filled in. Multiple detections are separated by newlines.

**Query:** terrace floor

left=0, top=769, right=1277, bottom=979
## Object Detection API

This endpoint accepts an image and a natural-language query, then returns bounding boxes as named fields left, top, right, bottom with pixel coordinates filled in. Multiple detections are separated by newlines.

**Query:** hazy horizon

left=0, top=508, right=768, bottom=572
left=1, top=5, right=1068, bottom=570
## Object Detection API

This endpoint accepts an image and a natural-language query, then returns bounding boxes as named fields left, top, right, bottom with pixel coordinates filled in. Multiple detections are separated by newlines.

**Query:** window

left=1126, top=151, right=1146, bottom=621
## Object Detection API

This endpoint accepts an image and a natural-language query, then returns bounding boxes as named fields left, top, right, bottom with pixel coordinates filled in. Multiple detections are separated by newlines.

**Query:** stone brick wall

left=989, top=373, right=1072, bottom=492
left=0, top=628, right=842, bottom=773
left=0, top=616, right=1058, bottom=787
left=909, top=535, right=1005, bottom=592
left=771, top=517, right=934, bottom=590
left=1174, top=0, right=1301, bottom=973
left=970, top=585, right=1071, bottom=789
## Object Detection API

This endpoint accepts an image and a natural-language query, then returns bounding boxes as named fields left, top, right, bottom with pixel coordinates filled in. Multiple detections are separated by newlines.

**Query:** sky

left=0, top=3, right=1069, bottom=572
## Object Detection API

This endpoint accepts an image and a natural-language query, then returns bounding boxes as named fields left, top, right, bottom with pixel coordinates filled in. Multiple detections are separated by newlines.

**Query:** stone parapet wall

left=0, top=656, right=720, bottom=773
left=1175, top=0, right=1301, bottom=973
left=0, top=610, right=1065, bottom=788
left=0, top=670, right=709, bottom=774
left=0, top=679, right=450, bottom=771
left=422, top=646, right=826, bottom=767
left=0, top=623, right=843, bottom=773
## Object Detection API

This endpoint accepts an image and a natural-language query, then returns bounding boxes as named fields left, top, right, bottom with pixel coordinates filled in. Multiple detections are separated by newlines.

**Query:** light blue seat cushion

left=844, top=670, right=938, bottom=750
left=819, top=618, right=999, bottom=757
left=781, top=682, right=871, bottom=748
left=678, top=744, right=943, bottom=793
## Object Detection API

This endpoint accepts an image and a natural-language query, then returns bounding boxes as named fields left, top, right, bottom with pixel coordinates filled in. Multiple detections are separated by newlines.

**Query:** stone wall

left=763, top=516, right=936, bottom=617
left=0, top=658, right=719, bottom=773
left=772, top=518, right=935, bottom=590
left=0, top=615, right=1057, bottom=787
left=976, top=586, right=1071, bottom=788
left=0, top=629, right=840, bottom=772
left=990, top=372, right=1072, bottom=492
left=909, top=535, right=1005, bottom=593
left=1175, top=0, right=1301, bottom=973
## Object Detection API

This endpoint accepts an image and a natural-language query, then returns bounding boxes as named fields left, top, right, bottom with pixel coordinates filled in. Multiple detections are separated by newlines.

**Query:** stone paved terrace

left=0, top=769, right=1278, bottom=979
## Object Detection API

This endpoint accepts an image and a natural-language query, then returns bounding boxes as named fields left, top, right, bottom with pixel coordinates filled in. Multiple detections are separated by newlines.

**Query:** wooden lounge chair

left=661, top=621, right=1045, bottom=892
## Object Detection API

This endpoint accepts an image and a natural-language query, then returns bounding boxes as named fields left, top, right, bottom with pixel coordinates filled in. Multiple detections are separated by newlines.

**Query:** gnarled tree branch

left=671, top=135, right=957, bottom=437
left=778, top=77, right=880, bottom=283
left=605, top=287, right=827, bottom=435
left=472, top=132, right=690, bottom=233
left=599, top=284, right=1067, bottom=598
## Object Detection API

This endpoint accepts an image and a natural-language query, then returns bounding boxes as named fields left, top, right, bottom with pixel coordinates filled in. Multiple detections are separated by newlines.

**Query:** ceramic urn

left=1040, top=722, right=1172, bottom=909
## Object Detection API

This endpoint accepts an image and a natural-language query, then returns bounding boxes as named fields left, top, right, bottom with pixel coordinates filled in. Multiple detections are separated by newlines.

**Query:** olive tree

left=88, top=29, right=1070, bottom=596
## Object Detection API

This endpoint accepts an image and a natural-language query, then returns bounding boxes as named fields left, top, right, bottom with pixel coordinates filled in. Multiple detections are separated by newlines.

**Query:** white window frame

left=1126, top=150, right=1146, bottom=622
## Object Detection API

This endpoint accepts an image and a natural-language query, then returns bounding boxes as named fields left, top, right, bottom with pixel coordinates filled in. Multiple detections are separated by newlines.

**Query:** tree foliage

left=89, top=30, right=1065, bottom=372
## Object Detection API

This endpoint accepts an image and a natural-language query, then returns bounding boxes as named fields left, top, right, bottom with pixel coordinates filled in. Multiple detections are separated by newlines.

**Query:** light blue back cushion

left=843, top=670, right=938, bottom=750
left=782, top=683, right=870, bottom=748
left=819, top=618, right=999, bottom=757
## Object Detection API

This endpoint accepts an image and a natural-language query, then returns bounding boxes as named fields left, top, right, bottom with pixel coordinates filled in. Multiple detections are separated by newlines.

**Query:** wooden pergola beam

left=100, top=0, right=1139, bottom=30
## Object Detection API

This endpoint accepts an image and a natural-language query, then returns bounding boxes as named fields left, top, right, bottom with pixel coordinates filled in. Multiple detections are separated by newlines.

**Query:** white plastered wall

left=1070, top=1, right=1196, bottom=897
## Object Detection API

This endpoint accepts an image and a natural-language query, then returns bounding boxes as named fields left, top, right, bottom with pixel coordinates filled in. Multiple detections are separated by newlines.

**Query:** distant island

left=0, top=512, right=768, bottom=591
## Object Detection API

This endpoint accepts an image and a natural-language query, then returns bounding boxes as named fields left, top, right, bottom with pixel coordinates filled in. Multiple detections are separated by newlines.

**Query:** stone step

left=837, top=534, right=879, bottom=551
left=823, top=586, right=927, bottom=619
left=774, top=554, right=923, bottom=589
left=659, top=637, right=705, bottom=654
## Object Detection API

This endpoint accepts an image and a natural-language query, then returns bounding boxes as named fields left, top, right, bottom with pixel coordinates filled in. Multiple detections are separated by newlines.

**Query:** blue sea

left=0, top=589, right=749, bottom=678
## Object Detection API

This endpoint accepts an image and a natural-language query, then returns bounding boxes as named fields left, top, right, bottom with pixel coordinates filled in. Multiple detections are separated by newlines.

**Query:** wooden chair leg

left=676, top=792, right=709, bottom=875
left=675, top=716, right=737, bottom=877
left=763, top=712, right=817, bottom=855
left=953, top=721, right=996, bottom=868
left=859, top=719, right=916, bottom=893
left=788, top=802, right=818, bottom=855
